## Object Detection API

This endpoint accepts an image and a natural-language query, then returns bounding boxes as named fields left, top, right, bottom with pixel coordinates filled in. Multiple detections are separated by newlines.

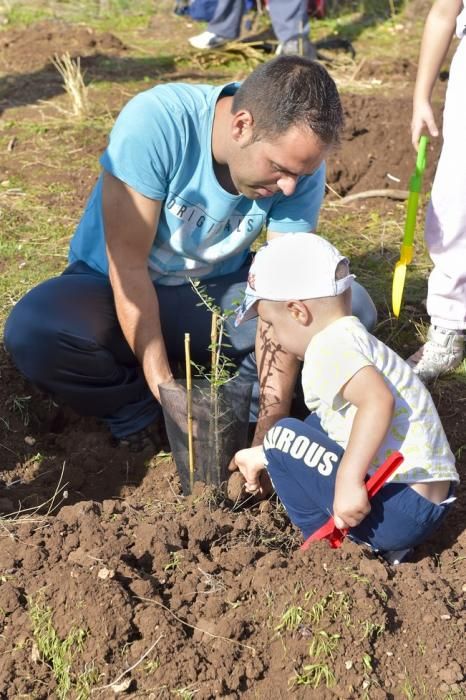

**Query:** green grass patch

left=0, top=191, right=71, bottom=325
left=28, top=594, right=98, bottom=699
left=1, top=0, right=154, bottom=31
left=2, top=3, right=52, bottom=27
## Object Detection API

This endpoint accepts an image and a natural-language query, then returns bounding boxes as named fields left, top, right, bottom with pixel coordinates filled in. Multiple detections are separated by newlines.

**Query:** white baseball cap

left=235, top=233, right=355, bottom=325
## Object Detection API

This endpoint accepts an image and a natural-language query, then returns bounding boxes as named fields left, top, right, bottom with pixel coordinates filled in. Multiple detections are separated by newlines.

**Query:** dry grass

left=180, top=41, right=269, bottom=71
left=52, top=52, right=89, bottom=118
left=0, top=463, right=68, bottom=536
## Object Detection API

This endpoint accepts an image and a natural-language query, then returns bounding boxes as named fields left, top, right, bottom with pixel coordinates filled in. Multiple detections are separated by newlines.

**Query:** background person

left=189, top=0, right=316, bottom=58
left=4, top=58, right=376, bottom=453
left=408, top=0, right=466, bottom=381
left=233, top=234, right=458, bottom=559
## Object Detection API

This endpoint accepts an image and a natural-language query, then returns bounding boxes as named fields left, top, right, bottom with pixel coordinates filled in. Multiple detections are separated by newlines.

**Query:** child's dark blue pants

left=264, top=416, right=452, bottom=551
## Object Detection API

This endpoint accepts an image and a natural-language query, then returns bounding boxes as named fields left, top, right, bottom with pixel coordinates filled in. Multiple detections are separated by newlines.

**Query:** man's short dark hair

left=232, top=56, right=343, bottom=145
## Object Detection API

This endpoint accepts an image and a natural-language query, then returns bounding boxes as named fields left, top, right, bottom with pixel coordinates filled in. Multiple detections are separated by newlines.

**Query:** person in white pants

left=189, top=0, right=316, bottom=59
left=409, top=0, right=466, bottom=381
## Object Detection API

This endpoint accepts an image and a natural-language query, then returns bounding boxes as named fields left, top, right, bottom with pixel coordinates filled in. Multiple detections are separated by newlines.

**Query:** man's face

left=228, top=124, right=328, bottom=200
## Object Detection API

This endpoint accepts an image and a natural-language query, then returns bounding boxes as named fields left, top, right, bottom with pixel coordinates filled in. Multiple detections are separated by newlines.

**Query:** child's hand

left=231, top=446, right=266, bottom=494
left=333, top=474, right=371, bottom=530
left=411, top=99, right=439, bottom=149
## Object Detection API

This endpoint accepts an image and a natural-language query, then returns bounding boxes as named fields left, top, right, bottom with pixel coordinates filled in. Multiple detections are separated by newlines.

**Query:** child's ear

left=286, top=300, right=311, bottom=325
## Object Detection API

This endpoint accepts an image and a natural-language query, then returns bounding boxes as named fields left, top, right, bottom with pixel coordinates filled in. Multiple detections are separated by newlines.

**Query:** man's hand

left=230, top=446, right=270, bottom=496
left=333, top=473, right=371, bottom=530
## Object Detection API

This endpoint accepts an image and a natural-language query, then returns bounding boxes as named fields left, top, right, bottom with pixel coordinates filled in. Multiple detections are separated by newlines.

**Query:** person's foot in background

left=408, top=325, right=464, bottom=382
left=188, top=30, right=232, bottom=49
left=276, top=35, right=317, bottom=59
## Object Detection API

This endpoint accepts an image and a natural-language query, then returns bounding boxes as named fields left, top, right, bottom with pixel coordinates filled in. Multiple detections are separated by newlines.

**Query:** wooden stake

left=184, top=333, right=194, bottom=492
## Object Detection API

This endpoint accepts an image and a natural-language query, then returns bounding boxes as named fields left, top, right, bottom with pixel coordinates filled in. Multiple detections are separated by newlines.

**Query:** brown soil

left=0, top=17, right=464, bottom=700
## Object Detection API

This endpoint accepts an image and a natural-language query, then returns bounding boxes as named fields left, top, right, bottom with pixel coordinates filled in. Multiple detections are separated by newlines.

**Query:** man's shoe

left=276, top=36, right=317, bottom=60
left=188, top=31, right=230, bottom=50
left=408, top=325, right=464, bottom=382
left=114, top=424, right=168, bottom=453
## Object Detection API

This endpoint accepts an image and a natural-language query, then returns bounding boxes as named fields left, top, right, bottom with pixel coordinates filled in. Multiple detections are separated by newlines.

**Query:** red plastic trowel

left=300, top=451, right=404, bottom=551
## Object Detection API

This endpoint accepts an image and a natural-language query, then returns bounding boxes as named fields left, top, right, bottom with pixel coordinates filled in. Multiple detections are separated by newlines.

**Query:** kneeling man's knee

left=4, top=298, right=56, bottom=384
left=351, top=281, right=377, bottom=331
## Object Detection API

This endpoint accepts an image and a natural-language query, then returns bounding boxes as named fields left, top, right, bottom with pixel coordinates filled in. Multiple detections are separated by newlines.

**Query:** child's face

left=257, top=299, right=309, bottom=358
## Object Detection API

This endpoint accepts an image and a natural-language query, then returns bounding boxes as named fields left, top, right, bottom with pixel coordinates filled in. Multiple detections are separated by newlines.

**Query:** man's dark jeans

left=4, top=261, right=377, bottom=438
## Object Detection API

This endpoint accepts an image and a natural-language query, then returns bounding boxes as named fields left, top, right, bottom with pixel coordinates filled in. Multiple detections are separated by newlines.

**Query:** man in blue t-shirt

left=4, top=56, right=376, bottom=452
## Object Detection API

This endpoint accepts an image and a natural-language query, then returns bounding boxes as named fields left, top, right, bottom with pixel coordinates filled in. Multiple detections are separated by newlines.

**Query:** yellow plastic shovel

left=392, top=135, right=428, bottom=317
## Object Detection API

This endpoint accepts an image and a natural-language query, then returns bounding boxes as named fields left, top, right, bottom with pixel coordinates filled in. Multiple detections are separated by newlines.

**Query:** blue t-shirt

left=69, top=82, right=326, bottom=285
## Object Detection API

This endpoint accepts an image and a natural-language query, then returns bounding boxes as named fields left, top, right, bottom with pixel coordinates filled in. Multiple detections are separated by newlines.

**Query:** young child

left=233, top=234, right=458, bottom=558
left=408, top=0, right=466, bottom=380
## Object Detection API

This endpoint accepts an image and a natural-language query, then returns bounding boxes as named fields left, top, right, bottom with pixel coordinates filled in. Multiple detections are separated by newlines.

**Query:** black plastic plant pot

left=159, top=379, right=252, bottom=496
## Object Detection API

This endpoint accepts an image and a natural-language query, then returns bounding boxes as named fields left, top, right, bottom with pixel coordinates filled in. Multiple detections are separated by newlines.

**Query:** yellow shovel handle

left=399, top=243, right=413, bottom=265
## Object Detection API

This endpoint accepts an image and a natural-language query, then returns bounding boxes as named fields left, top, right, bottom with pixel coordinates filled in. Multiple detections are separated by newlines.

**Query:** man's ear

left=286, top=300, right=312, bottom=325
left=231, top=109, right=254, bottom=145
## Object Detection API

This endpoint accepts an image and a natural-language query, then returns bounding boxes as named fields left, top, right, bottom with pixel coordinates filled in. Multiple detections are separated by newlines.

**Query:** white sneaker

left=188, top=31, right=230, bottom=50
left=408, top=325, right=464, bottom=382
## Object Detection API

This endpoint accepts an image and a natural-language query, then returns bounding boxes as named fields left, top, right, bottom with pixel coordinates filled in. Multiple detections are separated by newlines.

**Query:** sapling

left=159, top=280, right=251, bottom=493
left=189, top=278, right=239, bottom=389
left=188, top=278, right=242, bottom=488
